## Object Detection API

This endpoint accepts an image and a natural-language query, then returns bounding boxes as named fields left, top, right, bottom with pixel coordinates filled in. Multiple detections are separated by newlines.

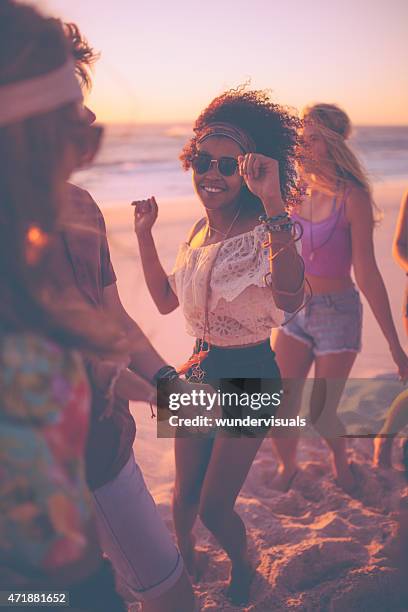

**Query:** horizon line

left=99, top=120, right=408, bottom=128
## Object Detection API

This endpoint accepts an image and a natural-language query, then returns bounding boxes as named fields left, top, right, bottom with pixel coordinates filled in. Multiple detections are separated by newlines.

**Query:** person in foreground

left=134, top=87, right=305, bottom=604
left=0, top=3, right=125, bottom=609
left=373, top=190, right=408, bottom=469
left=271, top=104, right=408, bottom=494
left=49, top=21, right=197, bottom=612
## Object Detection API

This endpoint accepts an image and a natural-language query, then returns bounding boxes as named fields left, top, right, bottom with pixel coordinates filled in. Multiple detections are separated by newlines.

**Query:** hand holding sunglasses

left=238, top=153, right=285, bottom=216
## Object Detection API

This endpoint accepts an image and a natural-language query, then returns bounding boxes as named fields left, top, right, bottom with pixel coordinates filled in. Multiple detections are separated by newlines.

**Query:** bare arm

left=102, top=282, right=167, bottom=381
left=393, top=191, right=408, bottom=273
left=239, top=153, right=304, bottom=312
left=348, top=186, right=408, bottom=379
left=133, top=197, right=179, bottom=314
left=102, top=283, right=217, bottom=418
left=267, top=230, right=305, bottom=312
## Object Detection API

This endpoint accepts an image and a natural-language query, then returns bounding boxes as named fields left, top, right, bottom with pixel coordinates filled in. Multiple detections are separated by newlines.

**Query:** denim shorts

left=281, top=286, right=363, bottom=356
left=186, top=340, right=282, bottom=435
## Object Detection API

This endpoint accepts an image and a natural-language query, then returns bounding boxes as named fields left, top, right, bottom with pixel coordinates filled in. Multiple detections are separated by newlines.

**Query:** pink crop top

left=292, top=192, right=352, bottom=278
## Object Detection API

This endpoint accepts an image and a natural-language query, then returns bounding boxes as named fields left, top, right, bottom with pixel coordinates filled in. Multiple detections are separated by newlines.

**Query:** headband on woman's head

left=0, top=59, right=83, bottom=127
left=196, top=121, right=256, bottom=153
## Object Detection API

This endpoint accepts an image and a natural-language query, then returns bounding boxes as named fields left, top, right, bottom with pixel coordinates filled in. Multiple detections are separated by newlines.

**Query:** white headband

left=0, top=59, right=83, bottom=127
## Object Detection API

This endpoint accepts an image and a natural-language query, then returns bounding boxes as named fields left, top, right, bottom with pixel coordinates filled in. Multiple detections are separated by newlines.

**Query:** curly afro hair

left=180, top=85, right=303, bottom=209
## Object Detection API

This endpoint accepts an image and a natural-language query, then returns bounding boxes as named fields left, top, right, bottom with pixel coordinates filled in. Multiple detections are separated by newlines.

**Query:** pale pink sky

left=36, top=0, right=408, bottom=124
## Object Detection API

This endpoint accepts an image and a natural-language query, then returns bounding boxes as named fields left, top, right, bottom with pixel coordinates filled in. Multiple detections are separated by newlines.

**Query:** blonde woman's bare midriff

left=306, top=273, right=354, bottom=295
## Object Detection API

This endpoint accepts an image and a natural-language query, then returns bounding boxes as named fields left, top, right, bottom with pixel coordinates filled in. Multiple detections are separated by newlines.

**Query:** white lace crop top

left=168, top=224, right=284, bottom=347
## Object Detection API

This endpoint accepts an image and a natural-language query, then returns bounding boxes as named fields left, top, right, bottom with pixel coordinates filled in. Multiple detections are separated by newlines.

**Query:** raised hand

left=238, top=153, right=284, bottom=215
left=132, top=196, right=158, bottom=236
left=391, top=344, right=408, bottom=383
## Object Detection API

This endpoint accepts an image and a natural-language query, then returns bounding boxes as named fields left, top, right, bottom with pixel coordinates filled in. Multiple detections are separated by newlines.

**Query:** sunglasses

left=191, top=153, right=239, bottom=177
left=67, top=119, right=104, bottom=167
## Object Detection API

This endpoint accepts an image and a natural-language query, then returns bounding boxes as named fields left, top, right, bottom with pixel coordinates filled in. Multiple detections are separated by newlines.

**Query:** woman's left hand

left=391, top=344, right=408, bottom=383
left=238, top=153, right=284, bottom=215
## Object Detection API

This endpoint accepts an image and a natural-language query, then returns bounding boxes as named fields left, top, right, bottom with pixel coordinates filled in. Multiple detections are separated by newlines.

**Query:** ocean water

left=73, top=124, right=408, bottom=208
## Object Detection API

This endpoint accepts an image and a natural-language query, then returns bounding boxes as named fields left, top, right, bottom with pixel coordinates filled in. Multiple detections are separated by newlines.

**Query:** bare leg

left=373, top=389, right=408, bottom=468
left=270, top=330, right=314, bottom=491
left=198, top=436, right=265, bottom=605
left=173, top=435, right=214, bottom=580
left=312, top=352, right=357, bottom=492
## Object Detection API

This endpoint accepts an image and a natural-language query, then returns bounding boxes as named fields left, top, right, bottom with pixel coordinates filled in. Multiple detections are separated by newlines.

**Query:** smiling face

left=192, top=136, right=244, bottom=210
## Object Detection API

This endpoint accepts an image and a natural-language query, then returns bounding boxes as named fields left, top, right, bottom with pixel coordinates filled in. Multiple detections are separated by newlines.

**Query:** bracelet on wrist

left=259, top=212, right=290, bottom=224
left=266, top=221, right=293, bottom=233
left=152, top=365, right=179, bottom=384
left=259, top=212, right=293, bottom=233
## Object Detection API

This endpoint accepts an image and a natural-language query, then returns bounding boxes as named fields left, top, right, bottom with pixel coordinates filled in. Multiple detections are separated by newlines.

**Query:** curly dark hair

left=180, top=85, right=302, bottom=209
left=64, top=22, right=99, bottom=91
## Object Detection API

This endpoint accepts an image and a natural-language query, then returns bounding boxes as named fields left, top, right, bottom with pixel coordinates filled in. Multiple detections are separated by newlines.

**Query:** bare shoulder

left=186, top=217, right=207, bottom=244
left=344, top=183, right=373, bottom=224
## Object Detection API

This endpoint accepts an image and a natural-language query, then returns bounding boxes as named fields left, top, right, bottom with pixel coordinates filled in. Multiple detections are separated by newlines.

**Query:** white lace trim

left=168, top=224, right=284, bottom=346
left=169, top=224, right=271, bottom=301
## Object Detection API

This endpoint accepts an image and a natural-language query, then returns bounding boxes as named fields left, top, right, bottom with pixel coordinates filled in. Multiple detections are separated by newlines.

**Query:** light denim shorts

left=281, top=286, right=363, bottom=356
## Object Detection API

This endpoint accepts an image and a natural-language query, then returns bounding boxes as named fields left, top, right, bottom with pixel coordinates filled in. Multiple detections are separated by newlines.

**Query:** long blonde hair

left=302, top=103, right=381, bottom=219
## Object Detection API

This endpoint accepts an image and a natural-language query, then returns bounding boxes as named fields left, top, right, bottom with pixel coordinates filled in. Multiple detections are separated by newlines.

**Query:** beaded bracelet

left=266, top=221, right=293, bottom=233
left=259, top=212, right=290, bottom=224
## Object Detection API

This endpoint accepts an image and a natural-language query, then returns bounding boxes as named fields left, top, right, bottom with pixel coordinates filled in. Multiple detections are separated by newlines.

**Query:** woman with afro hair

left=133, top=87, right=305, bottom=605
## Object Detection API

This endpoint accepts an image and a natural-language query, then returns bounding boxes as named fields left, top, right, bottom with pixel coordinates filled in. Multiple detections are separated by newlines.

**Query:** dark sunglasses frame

left=68, top=121, right=104, bottom=167
left=191, top=152, right=239, bottom=177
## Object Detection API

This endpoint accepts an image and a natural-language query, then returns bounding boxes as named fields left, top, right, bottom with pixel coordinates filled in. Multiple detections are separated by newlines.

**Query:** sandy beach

left=103, top=178, right=408, bottom=611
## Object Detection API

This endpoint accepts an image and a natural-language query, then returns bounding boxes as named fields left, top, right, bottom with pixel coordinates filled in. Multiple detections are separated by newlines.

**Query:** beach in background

left=73, top=124, right=408, bottom=206
left=77, top=125, right=408, bottom=610
left=73, top=122, right=408, bottom=376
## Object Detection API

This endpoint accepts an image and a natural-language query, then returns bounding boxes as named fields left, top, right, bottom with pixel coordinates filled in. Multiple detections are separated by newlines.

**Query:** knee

left=198, top=497, right=225, bottom=531
left=174, top=481, right=202, bottom=508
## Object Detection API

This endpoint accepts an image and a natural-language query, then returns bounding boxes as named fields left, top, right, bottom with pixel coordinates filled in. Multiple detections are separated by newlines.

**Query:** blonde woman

left=271, top=104, right=408, bottom=493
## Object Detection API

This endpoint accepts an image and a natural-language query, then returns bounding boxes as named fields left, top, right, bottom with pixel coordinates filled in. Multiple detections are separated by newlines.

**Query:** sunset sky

left=36, top=0, right=408, bottom=125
